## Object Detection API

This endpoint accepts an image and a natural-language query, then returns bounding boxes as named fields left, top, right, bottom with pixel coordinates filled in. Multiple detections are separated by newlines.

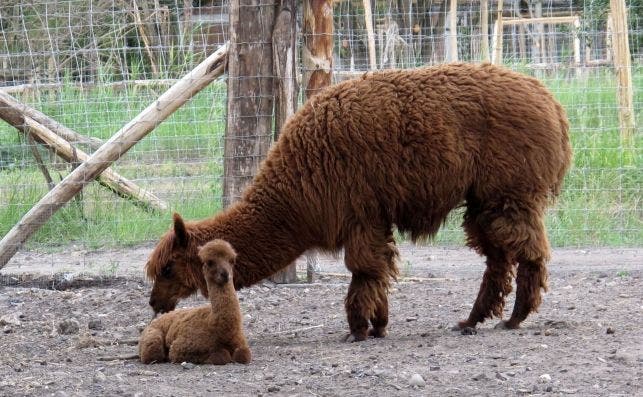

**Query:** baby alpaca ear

left=173, top=213, right=188, bottom=247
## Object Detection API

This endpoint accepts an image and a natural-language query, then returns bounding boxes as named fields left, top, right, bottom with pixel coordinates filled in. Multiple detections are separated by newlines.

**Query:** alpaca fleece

left=146, top=63, right=572, bottom=341
left=139, top=240, right=251, bottom=364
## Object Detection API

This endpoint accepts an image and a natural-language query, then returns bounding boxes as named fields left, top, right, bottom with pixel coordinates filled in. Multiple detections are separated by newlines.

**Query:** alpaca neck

left=207, top=283, right=241, bottom=325
left=194, top=201, right=310, bottom=288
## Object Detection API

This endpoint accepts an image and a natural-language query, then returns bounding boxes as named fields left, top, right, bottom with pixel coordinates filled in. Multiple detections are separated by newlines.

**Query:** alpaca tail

left=550, top=102, right=573, bottom=201
left=138, top=326, right=166, bottom=364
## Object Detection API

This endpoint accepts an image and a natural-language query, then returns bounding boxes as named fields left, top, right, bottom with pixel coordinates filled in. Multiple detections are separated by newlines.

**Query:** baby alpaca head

left=198, top=239, right=237, bottom=287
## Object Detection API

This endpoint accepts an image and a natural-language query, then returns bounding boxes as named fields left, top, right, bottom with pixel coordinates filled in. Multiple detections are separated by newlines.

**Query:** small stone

left=472, top=373, right=488, bottom=381
left=136, top=322, right=147, bottom=333
left=409, top=373, right=426, bottom=387
left=3, top=326, right=12, bottom=334
left=0, top=312, right=22, bottom=326
left=460, top=327, right=477, bottom=336
left=93, top=371, right=107, bottom=382
left=181, top=362, right=195, bottom=370
left=267, top=386, right=280, bottom=392
left=539, top=374, right=552, bottom=383
left=429, top=366, right=440, bottom=371
left=544, top=329, right=554, bottom=336
left=406, top=317, right=418, bottom=322
left=545, top=385, right=553, bottom=392
left=88, top=319, right=104, bottom=331
left=606, top=327, right=615, bottom=334
left=57, top=319, right=80, bottom=335
left=495, top=372, right=507, bottom=381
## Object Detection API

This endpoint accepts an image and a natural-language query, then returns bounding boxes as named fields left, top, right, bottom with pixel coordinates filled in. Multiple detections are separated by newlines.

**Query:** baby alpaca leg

left=232, top=347, right=252, bottom=364
left=138, top=326, right=167, bottom=364
left=205, top=349, right=232, bottom=365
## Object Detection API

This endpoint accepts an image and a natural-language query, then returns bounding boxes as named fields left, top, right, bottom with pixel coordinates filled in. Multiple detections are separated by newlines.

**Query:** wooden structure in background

left=0, top=92, right=167, bottom=211
left=0, top=43, right=229, bottom=270
left=609, top=0, right=635, bottom=143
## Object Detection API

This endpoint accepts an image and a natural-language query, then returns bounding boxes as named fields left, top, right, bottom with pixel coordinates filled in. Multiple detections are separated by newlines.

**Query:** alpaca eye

left=161, top=262, right=173, bottom=278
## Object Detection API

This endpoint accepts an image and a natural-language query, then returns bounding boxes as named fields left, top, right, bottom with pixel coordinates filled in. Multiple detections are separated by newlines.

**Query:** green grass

left=0, top=69, right=640, bottom=249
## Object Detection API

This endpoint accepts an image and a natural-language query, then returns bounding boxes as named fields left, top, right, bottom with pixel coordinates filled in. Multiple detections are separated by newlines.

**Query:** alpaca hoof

left=495, top=320, right=520, bottom=330
left=343, top=332, right=367, bottom=343
left=452, top=320, right=475, bottom=331
left=368, top=327, right=388, bottom=338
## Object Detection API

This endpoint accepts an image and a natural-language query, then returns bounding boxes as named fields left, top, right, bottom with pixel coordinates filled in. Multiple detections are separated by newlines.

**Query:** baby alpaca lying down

left=139, top=240, right=251, bottom=365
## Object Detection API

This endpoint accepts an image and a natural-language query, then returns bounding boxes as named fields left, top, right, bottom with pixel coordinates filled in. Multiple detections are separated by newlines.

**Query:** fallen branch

left=97, top=354, right=139, bottom=361
left=269, top=324, right=324, bottom=335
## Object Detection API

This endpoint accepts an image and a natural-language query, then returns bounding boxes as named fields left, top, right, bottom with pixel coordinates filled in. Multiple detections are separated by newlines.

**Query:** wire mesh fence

left=0, top=0, right=640, bottom=280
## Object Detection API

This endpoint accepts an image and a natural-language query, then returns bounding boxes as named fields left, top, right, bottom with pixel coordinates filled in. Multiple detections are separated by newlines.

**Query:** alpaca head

left=198, top=239, right=237, bottom=288
left=145, top=213, right=207, bottom=315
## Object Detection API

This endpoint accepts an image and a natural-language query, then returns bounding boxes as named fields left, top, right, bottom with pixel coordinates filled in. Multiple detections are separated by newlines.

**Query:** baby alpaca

left=139, top=239, right=250, bottom=365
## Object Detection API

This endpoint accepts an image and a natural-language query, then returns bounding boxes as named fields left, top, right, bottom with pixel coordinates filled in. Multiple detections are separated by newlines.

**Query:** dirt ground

left=1, top=245, right=641, bottom=396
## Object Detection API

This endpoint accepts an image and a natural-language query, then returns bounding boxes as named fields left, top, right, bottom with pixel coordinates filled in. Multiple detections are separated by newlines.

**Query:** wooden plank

left=302, top=0, right=334, bottom=98
left=0, top=43, right=229, bottom=270
left=501, top=16, right=579, bottom=26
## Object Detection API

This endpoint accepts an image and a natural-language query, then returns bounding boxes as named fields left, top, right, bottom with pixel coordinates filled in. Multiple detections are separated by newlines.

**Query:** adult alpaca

left=139, top=240, right=251, bottom=364
left=146, top=63, right=572, bottom=341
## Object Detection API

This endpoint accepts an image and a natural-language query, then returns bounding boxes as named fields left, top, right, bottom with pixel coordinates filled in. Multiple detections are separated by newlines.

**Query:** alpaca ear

left=173, top=213, right=188, bottom=247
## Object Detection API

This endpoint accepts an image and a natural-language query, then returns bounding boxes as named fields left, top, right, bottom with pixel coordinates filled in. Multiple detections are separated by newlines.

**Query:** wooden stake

left=0, top=43, right=229, bottom=270
left=480, top=0, right=490, bottom=62
left=609, top=0, right=635, bottom=143
left=445, top=0, right=458, bottom=62
left=492, top=0, right=504, bottom=65
left=363, top=0, right=377, bottom=71
left=302, top=0, right=334, bottom=98
left=26, top=133, right=55, bottom=190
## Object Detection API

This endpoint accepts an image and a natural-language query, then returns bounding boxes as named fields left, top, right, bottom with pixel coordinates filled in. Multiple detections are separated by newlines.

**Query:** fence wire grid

left=0, top=0, right=640, bottom=279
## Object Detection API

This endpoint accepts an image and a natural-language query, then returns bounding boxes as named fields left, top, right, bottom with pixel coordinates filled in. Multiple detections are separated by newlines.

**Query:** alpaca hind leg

left=344, top=227, right=398, bottom=342
left=457, top=239, right=514, bottom=329
left=500, top=218, right=550, bottom=329
left=456, top=204, right=515, bottom=329
left=138, top=327, right=167, bottom=364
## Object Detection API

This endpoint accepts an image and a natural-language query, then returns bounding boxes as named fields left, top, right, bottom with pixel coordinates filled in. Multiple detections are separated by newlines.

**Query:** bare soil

left=1, top=245, right=641, bottom=396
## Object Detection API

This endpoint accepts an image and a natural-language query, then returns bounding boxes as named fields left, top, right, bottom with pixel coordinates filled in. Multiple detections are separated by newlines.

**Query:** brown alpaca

left=145, top=63, right=572, bottom=341
left=139, top=240, right=251, bottom=364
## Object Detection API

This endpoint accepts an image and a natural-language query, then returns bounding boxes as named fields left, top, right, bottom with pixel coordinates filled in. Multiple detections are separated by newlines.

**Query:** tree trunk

left=223, top=0, right=276, bottom=208
left=302, top=0, right=334, bottom=97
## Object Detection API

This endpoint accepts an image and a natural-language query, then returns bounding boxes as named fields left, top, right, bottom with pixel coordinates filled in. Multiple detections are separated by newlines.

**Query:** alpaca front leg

left=344, top=274, right=390, bottom=342
left=205, top=349, right=232, bottom=365
left=344, top=275, right=374, bottom=342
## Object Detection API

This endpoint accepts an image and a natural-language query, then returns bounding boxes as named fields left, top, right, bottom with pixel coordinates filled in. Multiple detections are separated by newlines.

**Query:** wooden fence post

left=222, top=0, right=276, bottom=208
left=270, top=0, right=299, bottom=283
left=492, top=0, right=504, bottom=65
left=480, top=0, right=490, bottom=62
left=0, top=44, right=228, bottom=269
left=445, top=0, right=458, bottom=62
left=609, top=0, right=635, bottom=143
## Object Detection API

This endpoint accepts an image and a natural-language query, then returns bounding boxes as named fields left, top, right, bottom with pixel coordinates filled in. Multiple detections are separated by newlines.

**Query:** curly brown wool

left=145, top=63, right=572, bottom=341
